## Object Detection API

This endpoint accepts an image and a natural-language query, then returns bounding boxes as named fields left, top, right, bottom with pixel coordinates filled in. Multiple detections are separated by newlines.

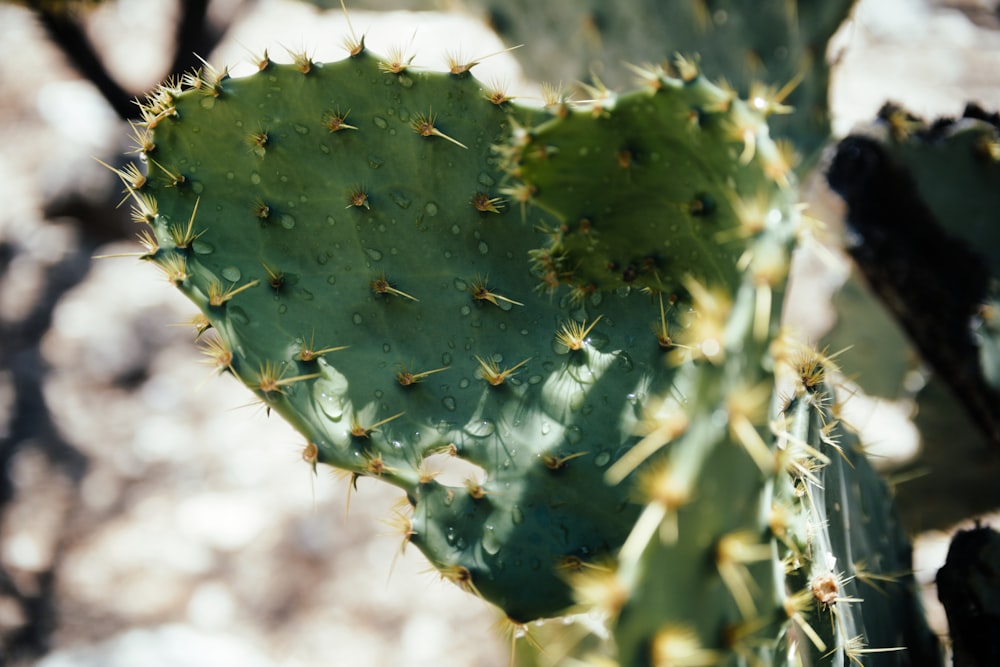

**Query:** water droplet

left=445, top=527, right=456, bottom=545
left=441, top=352, right=452, bottom=366
left=192, top=240, right=213, bottom=255
left=566, top=426, right=583, bottom=445
left=221, top=266, right=241, bottom=282
left=588, top=331, right=610, bottom=350
left=314, top=381, right=346, bottom=420
left=280, top=214, right=296, bottom=229
left=425, top=202, right=439, bottom=216
left=250, top=172, right=261, bottom=185
left=277, top=303, right=288, bottom=314
left=199, top=97, right=216, bottom=109
left=466, top=419, right=496, bottom=438
left=450, top=225, right=461, bottom=235
left=191, top=181, right=204, bottom=194
left=459, top=305, right=471, bottom=316
left=368, top=154, right=384, bottom=169
left=477, top=171, right=496, bottom=187
left=317, top=253, right=329, bottom=265
left=482, top=526, right=502, bottom=555
left=382, top=343, right=391, bottom=353
left=390, top=191, right=411, bottom=209
left=458, top=378, right=470, bottom=389
left=594, top=451, right=611, bottom=467
left=320, top=144, right=330, bottom=154
left=352, top=312, right=363, bottom=325
left=373, top=116, right=388, bottom=129
left=228, top=306, right=249, bottom=325
left=453, top=278, right=468, bottom=291
left=294, top=123, right=309, bottom=135
left=511, top=505, right=524, bottom=525
left=327, top=275, right=337, bottom=285
left=225, top=171, right=235, bottom=180
left=616, top=352, right=634, bottom=372
left=365, top=248, right=383, bottom=261
left=528, top=375, right=542, bottom=385
left=478, top=241, right=489, bottom=255
left=541, top=422, right=551, bottom=436
left=455, top=537, right=467, bottom=550
left=300, top=289, right=314, bottom=301
left=441, top=396, right=457, bottom=411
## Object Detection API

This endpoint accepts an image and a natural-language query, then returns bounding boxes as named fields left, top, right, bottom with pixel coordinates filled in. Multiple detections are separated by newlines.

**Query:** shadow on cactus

left=112, top=17, right=939, bottom=667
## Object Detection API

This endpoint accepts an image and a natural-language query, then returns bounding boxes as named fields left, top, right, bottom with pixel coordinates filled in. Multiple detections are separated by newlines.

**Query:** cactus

left=937, top=523, right=1000, bottom=667
left=113, top=6, right=950, bottom=666
left=826, top=104, right=1000, bottom=530
left=123, top=44, right=804, bottom=623
left=463, top=0, right=854, bottom=163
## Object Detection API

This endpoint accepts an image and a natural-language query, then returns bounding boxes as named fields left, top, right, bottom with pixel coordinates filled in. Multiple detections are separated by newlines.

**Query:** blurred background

left=0, top=0, right=998, bottom=665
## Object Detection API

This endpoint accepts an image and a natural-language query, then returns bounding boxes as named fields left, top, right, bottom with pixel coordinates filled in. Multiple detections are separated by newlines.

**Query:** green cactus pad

left=127, top=47, right=797, bottom=623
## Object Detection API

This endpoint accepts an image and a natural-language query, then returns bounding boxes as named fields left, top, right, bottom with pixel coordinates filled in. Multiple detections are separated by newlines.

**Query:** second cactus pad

left=130, top=48, right=793, bottom=621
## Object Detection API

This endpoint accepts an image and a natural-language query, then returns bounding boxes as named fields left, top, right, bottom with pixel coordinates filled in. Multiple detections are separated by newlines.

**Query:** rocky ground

left=0, top=0, right=998, bottom=665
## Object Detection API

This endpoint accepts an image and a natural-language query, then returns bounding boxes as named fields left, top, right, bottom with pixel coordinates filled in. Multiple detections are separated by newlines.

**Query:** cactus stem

left=474, top=355, right=531, bottom=386
left=555, top=315, right=604, bottom=351
left=411, top=110, right=468, bottom=149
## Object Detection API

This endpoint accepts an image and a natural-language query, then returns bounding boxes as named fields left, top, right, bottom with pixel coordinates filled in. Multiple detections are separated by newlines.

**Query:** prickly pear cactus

left=826, top=104, right=1000, bottom=530
left=465, top=0, right=855, bottom=161
left=120, top=42, right=802, bottom=624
